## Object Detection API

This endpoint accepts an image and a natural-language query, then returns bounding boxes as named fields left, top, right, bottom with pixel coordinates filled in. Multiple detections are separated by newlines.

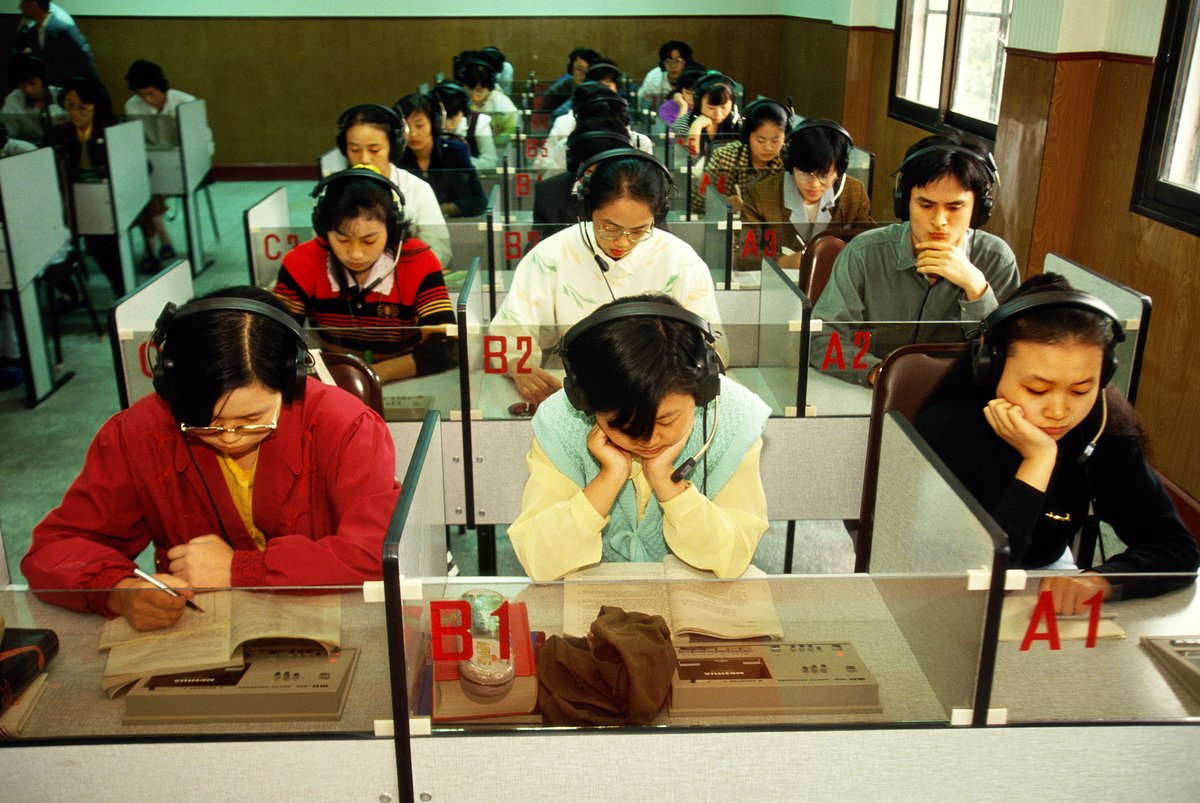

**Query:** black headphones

left=431, top=80, right=471, bottom=111
left=454, top=52, right=497, bottom=86
left=690, top=72, right=735, bottom=116
left=403, top=92, right=444, bottom=137
left=971, top=290, right=1126, bottom=391
left=336, top=103, right=407, bottom=163
left=739, top=98, right=791, bottom=144
left=892, top=144, right=999, bottom=227
left=574, top=89, right=628, bottom=120
left=150, top=298, right=310, bottom=413
left=559, top=301, right=721, bottom=416
left=310, top=167, right=406, bottom=249
left=572, top=147, right=673, bottom=215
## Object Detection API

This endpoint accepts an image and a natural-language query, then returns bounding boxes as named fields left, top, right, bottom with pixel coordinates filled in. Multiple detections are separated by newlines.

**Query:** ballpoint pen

left=132, top=567, right=205, bottom=613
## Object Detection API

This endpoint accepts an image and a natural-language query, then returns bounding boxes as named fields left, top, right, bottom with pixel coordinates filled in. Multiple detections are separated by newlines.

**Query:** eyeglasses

left=795, top=169, right=839, bottom=187
left=665, top=57, right=687, bottom=66
left=180, top=407, right=280, bottom=438
left=594, top=224, right=654, bottom=243
left=63, top=101, right=92, bottom=112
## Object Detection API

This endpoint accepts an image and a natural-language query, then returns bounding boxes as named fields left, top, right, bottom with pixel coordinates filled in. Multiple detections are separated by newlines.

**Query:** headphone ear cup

left=560, top=352, right=591, bottom=414
left=972, top=187, right=994, bottom=228
left=152, top=354, right=173, bottom=403
left=893, top=176, right=908, bottom=221
left=1100, top=348, right=1118, bottom=388
left=969, top=338, right=996, bottom=391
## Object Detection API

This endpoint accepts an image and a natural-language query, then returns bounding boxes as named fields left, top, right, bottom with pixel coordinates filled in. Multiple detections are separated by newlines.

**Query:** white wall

left=1009, top=0, right=1167, bottom=57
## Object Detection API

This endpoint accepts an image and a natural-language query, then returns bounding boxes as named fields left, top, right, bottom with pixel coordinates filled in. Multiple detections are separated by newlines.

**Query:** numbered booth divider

left=130, top=99, right=213, bottom=275
left=243, top=185, right=308, bottom=288
left=107, top=258, right=194, bottom=408
left=71, top=119, right=152, bottom=296
left=0, top=146, right=76, bottom=405
left=317, top=146, right=346, bottom=179
left=1042, top=252, right=1151, bottom=403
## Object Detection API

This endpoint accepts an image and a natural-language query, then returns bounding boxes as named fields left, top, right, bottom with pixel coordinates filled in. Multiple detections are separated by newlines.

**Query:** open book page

left=562, top=562, right=671, bottom=637
left=663, top=556, right=784, bottom=640
left=102, top=625, right=237, bottom=697
left=229, top=591, right=341, bottom=653
left=98, top=590, right=228, bottom=650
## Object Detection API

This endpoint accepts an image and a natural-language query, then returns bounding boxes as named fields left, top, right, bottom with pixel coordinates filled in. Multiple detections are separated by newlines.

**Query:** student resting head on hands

left=508, top=294, right=771, bottom=582
left=23, top=287, right=401, bottom=631
left=272, top=166, right=457, bottom=384
left=491, top=149, right=725, bottom=404
left=915, top=273, right=1199, bottom=613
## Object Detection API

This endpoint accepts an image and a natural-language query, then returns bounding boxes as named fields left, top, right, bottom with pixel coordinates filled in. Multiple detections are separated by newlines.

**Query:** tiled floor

left=0, top=180, right=856, bottom=583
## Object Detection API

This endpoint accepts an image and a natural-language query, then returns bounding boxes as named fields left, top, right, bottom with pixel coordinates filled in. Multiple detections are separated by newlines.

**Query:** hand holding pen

left=106, top=568, right=204, bottom=631
left=133, top=567, right=205, bottom=612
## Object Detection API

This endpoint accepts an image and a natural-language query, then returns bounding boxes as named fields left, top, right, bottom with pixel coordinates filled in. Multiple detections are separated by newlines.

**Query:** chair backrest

left=798, top=226, right=874, bottom=303
left=855, top=342, right=974, bottom=572
left=321, top=351, right=384, bottom=417
left=1157, top=470, right=1200, bottom=548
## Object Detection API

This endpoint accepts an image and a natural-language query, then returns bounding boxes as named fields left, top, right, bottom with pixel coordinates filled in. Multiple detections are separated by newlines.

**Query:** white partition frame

left=106, top=259, right=194, bottom=408
left=177, top=100, right=214, bottom=276
left=242, top=185, right=308, bottom=286
left=0, top=147, right=74, bottom=406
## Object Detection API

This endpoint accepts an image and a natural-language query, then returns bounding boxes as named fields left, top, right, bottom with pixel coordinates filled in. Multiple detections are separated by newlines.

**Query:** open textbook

left=562, top=556, right=783, bottom=640
left=99, top=591, right=341, bottom=696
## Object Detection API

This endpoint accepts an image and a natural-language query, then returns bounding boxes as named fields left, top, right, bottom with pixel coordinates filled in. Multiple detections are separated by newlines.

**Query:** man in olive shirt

left=810, top=131, right=1019, bottom=385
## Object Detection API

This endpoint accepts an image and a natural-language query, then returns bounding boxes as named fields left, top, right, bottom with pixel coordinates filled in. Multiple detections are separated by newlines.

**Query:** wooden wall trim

left=1006, top=48, right=1155, bottom=66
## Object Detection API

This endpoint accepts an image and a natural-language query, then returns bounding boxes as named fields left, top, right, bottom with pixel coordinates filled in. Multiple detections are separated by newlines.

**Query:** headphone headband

left=311, top=167, right=406, bottom=247
left=972, top=289, right=1125, bottom=391
left=336, top=103, right=407, bottom=163
left=573, top=148, right=673, bottom=213
left=559, top=301, right=720, bottom=415
left=893, top=142, right=1000, bottom=225
left=789, top=118, right=853, bottom=147
left=151, top=297, right=310, bottom=411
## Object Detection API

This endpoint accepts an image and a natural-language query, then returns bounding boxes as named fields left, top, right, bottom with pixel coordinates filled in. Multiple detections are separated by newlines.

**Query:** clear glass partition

left=0, top=584, right=389, bottom=739
left=1042, top=252, right=1150, bottom=403
left=990, top=573, right=1199, bottom=724
left=806, top=320, right=977, bottom=416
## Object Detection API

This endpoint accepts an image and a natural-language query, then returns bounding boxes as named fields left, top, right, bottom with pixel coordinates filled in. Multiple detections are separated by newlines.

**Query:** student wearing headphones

left=692, top=97, right=789, bottom=215
left=811, top=130, right=1019, bottom=385
left=456, top=53, right=518, bottom=149
left=395, top=93, right=487, bottom=218
left=550, top=58, right=621, bottom=121
left=657, top=62, right=707, bottom=128
left=22, top=286, right=401, bottom=630
left=542, top=47, right=601, bottom=114
left=739, top=118, right=873, bottom=268
left=272, top=167, right=457, bottom=383
left=676, top=72, right=740, bottom=169
left=491, top=150, right=725, bottom=404
left=430, top=80, right=497, bottom=172
left=534, top=121, right=632, bottom=235
left=535, top=80, right=655, bottom=172
left=508, top=294, right=770, bottom=582
left=334, top=103, right=452, bottom=267
left=915, top=274, right=1198, bottom=611
left=636, top=40, right=693, bottom=112
left=478, top=45, right=513, bottom=96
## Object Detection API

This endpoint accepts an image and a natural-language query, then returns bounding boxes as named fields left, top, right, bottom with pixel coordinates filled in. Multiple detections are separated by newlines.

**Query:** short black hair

left=743, top=100, right=789, bottom=138
left=566, top=119, right=632, bottom=174
left=786, top=120, right=851, bottom=175
left=479, top=46, right=506, bottom=73
left=313, top=173, right=407, bottom=252
left=337, top=104, right=403, bottom=164
left=659, top=41, right=694, bottom=64
left=899, top=130, right=994, bottom=206
left=61, top=76, right=115, bottom=125
left=993, top=273, right=1117, bottom=358
left=459, top=61, right=495, bottom=91
left=564, top=294, right=711, bottom=439
left=586, top=154, right=671, bottom=223
left=567, top=48, right=602, bottom=73
left=693, top=77, right=733, bottom=114
left=430, top=81, right=470, bottom=117
left=164, top=287, right=304, bottom=427
left=584, top=60, right=621, bottom=86
left=6, top=53, right=46, bottom=84
left=396, top=93, right=438, bottom=129
left=124, top=60, right=168, bottom=92
left=28, top=0, right=51, bottom=11
left=676, top=64, right=709, bottom=92
left=571, top=81, right=629, bottom=127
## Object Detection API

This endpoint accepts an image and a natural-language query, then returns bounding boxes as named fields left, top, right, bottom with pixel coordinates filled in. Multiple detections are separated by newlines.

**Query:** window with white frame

left=890, top=0, right=1013, bottom=140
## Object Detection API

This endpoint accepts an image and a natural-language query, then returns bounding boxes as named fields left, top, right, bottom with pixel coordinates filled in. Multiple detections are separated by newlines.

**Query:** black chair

left=37, top=246, right=103, bottom=363
left=797, top=225, right=876, bottom=303
left=320, top=351, right=384, bottom=417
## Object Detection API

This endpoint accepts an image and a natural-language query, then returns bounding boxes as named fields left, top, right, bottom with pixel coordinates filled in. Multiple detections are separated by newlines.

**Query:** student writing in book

left=915, top=274, right=1199, bottom=613
left=508, top=295, right=771, bottom=582
left=22, top=287, right=400, bottom=630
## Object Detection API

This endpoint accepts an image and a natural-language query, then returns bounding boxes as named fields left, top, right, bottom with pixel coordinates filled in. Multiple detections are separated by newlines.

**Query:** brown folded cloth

left=536, top=605, right=677, bottom=725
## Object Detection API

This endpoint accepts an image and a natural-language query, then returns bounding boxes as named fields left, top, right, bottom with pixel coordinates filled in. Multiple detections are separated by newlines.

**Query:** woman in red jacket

left=22, top=287, right=401, bottom=630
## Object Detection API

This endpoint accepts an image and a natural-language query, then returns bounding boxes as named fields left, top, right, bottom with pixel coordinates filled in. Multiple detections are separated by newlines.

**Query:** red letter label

left=851, top=331, right=872, bottom=370
left=821, top=331, right=846, bottom=371
left=740, top=229, right=759, bottom=258
left=1019, top=591, right=1062, bottom=651
left=514, top=336, right=533, bottom=374
left=430, top=600, right=473, bottom=661
left=483, top=336, right=508, bottom=374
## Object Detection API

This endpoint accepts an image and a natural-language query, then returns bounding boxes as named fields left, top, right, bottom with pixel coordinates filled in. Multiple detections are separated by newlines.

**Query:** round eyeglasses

left=594, top=224, right=654, bottom=243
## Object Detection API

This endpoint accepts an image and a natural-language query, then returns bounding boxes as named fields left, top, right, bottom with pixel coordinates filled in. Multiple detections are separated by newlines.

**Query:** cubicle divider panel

left=442, top=220, right=488, bottom=293
left=318, top=147, right=346, bottom=178
left=869, top=412, right=1008, bottom=725
left=732, top=259, right=808, bottom=416
left=1042, top=252, right=1150, bottom=403
left=107, top=259, right=194, bottom=408
left=702, top=183, right=735, bottom=289
left=105, top=121, right=153, bottom=237
left=178, top=100, right=214, bottom=274
left=0, top=147, right=75, bottom=404
left=760, top=416, right=868, bottom=521
left=242, top=186, right=304, bottom=286
left=714, top=288, right=761, bottom=370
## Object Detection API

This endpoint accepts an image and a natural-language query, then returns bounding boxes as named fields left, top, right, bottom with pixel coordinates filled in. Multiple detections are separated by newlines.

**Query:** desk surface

left=0, top=589, right=392, bottom=739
